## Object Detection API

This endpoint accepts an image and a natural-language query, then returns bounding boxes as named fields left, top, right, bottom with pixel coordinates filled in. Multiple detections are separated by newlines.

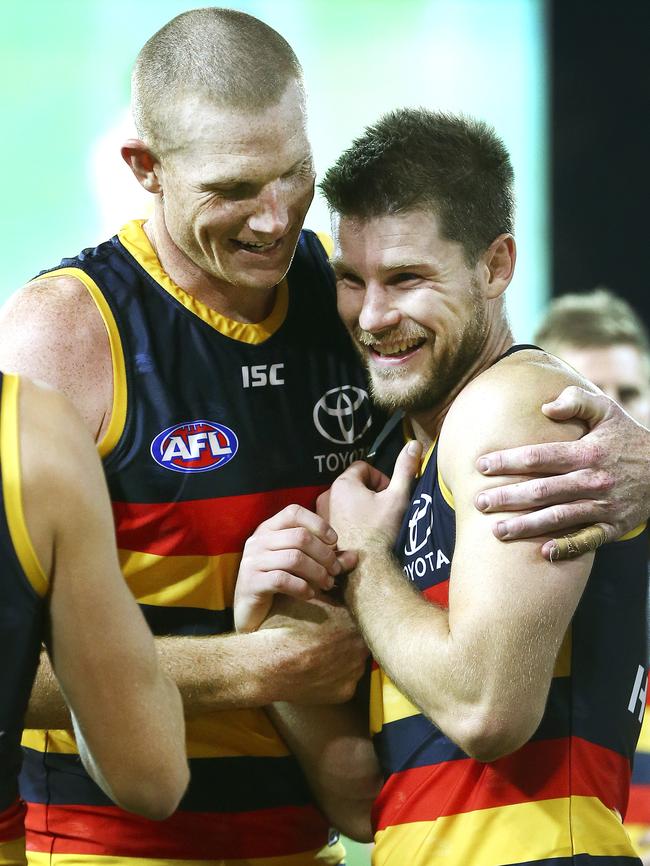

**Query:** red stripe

left=0, top=799, right=25, bottom=843
left=423, top=581, right=449, bottom=608
left=626, top=784, right=650, bottom=823
left=26, top=802, right=329, bottom=859
left=373, top=736, right=631, bottom=831
left=112, top=486, right=328, bottom=556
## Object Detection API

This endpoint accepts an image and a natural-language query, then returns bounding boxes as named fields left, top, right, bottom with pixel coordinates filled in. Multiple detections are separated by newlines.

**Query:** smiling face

left=156, top=78, right=315, bottom=295
left=334, top=209, right=491, bottom=415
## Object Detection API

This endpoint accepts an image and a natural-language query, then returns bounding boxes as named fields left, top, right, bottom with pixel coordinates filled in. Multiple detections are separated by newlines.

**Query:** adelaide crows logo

left=150, top=420, right=239, bottom=473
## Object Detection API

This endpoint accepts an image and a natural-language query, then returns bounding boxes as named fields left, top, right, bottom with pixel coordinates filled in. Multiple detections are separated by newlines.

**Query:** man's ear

left=481, top=234, right=516, bottom=299
left=121, top=139, right=162, bottom=193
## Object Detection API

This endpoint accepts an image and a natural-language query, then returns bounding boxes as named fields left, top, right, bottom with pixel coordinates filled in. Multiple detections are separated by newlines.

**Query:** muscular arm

left=27, top=604, right=371, bottom=728
left=20, top=378, right=188, bottom=819
left=328, top=360, right=594, bottom=761
left=261, top=597, right=379, bottom=842
left=475, top=387, right=650, bottom=558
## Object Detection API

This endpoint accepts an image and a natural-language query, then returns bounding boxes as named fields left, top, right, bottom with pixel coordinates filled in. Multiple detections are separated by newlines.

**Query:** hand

left=260, top=595, right=369, bottom=704
left=318, top=442, right=421, bottom=552
left=474, top=387, right=650, bottom=559
left=234, top=505, right=357, bottom=633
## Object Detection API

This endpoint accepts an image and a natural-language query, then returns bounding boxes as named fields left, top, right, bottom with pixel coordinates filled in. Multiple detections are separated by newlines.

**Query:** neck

left=409, top=324, right=514, bottom=451
left=143, top=204, right=277, bottom=323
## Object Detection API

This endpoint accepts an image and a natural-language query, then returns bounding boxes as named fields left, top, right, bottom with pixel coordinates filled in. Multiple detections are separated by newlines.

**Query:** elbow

left=111, top=758, right=190, bottom=820
left=448, top=706, right=542, bottom=764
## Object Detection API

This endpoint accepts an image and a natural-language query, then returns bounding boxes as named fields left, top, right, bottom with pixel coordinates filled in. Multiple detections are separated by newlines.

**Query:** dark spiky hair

left=320, top=108, right=515, bottom=264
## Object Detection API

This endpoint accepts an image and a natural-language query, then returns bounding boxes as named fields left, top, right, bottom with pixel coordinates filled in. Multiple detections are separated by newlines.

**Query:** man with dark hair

left=315, top=108, right=647, bottom=865
left=0, top=8, right=378, bottom=865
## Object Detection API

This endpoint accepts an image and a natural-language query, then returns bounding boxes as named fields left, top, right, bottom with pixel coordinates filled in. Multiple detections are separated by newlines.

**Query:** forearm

left=72, top=669, right=188, bottom=820
left=27, top=630, right=294, bottom=730
left=344, top=537, right=560, bottom=760
left=267, top=697, right=380, bottom=842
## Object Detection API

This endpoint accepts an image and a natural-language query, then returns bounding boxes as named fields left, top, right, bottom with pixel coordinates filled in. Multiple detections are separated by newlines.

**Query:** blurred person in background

left=534, top=288, right=650, bottom=863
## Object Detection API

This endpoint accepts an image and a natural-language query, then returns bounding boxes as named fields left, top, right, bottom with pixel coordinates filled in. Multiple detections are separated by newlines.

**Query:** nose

left=247, top=181, right=290, bottom=237
left=358, top=282, right=401, bottom=334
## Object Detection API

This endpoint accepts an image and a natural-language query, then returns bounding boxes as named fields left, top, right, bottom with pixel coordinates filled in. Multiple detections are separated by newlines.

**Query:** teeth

left=376, top=342, right=418, bottom=356
left=240, top=240, right=276, bottom=250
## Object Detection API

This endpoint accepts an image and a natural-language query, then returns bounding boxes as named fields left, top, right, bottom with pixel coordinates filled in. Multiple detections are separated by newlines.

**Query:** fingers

left=335, top=548, right=358, bottom=573
left=263, top=504, right=337, bottom=545
left=541, top=386, right=614, bottom=426
left=475, top=469, right=613, bottom=513
left=476, top=439, right=606, bottom=476
left=489, top=500, right=614, bottom=541
left=387, top=441, right=422, bottom=499
left=542, top=524, right=612, bottom=562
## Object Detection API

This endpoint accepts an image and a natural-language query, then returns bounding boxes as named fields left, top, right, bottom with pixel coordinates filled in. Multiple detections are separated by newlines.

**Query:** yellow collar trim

left=118, top=220, right=288, bottom=344
left=413, top=432, right=454, bottom=508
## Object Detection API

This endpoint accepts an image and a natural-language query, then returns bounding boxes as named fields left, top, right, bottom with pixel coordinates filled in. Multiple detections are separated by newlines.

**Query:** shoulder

left=0, top=273, right=112, bottom=428
left=439, top=348, right=594, bottom=482
left=0, top=272, right=104, bottom=332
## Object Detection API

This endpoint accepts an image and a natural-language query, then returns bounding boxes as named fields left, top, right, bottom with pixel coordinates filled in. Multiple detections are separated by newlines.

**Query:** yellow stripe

left=437, top=468, right=454, bottom=509
left=0, top=837, right=26, bottom=866
left=373, top=795, right=636, bottom=866
left=33, top=267, right=127, bottom=459
left=0, top=375, right=48, bottom=597
left=370, top=666, right=419, bottom=734
left=315, top=231, right=334, bottom=258
left=418, top=440, right=436, bottom=477
left=619, top=522, right=647, bottom=542
left=119, top=549, right=240, bottom=610
left=26, top=843, right=344, bottom=866
left=636, top=710, right=650, bottom=752
left=23, top=706, right=291, bottom=759
left=118, top=220, right=288, bottom=344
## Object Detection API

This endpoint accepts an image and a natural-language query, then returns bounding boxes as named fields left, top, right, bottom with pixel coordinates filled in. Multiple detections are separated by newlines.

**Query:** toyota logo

left=403, top=493, right=433, bottom=556
left=313, top=386, right=372, bottom=445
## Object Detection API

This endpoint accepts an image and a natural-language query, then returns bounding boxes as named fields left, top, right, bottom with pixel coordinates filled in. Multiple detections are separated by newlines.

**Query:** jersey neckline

left=117, top=219, right=289, bottom=345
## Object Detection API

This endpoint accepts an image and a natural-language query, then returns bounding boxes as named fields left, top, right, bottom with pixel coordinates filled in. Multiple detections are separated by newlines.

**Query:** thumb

left=387, top=440, right=422, bottom=501
left=542, top=386, right=611, bottom=428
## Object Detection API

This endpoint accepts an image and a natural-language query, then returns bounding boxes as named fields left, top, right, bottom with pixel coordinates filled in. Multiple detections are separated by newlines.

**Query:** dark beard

left=365, top=289, right=488, bottom=414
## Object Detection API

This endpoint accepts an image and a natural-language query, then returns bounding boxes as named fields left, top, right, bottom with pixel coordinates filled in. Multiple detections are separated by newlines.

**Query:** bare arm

left=475, top=387, right=650, bottom=558
left=261, top=597, right=379, bottom=842
left=0, top=276, right=112, bottom=439
left=325, top=363, right=593, bottom=761
left=20, top=378, right=188, bottom=819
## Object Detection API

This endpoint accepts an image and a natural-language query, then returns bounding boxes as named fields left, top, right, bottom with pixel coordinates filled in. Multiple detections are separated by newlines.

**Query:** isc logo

left=150, top=420, right=239, bottom=474
left=241, top=363, right=285, bottom=388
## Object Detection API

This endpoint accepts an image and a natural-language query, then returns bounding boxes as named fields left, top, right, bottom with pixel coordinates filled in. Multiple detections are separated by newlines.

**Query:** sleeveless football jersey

left=370, top=350, right=648, bottom=866
left=625, top=660, right=650, bottom=856
left=0, top=373, right=49, bottom=866
left=20, top=220, right=378, bottom=866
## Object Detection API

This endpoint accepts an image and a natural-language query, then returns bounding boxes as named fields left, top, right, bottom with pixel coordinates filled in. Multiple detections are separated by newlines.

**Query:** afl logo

left=313, top=386, right=372, bottom=445
left=151, top=420, right=238, bottom=474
